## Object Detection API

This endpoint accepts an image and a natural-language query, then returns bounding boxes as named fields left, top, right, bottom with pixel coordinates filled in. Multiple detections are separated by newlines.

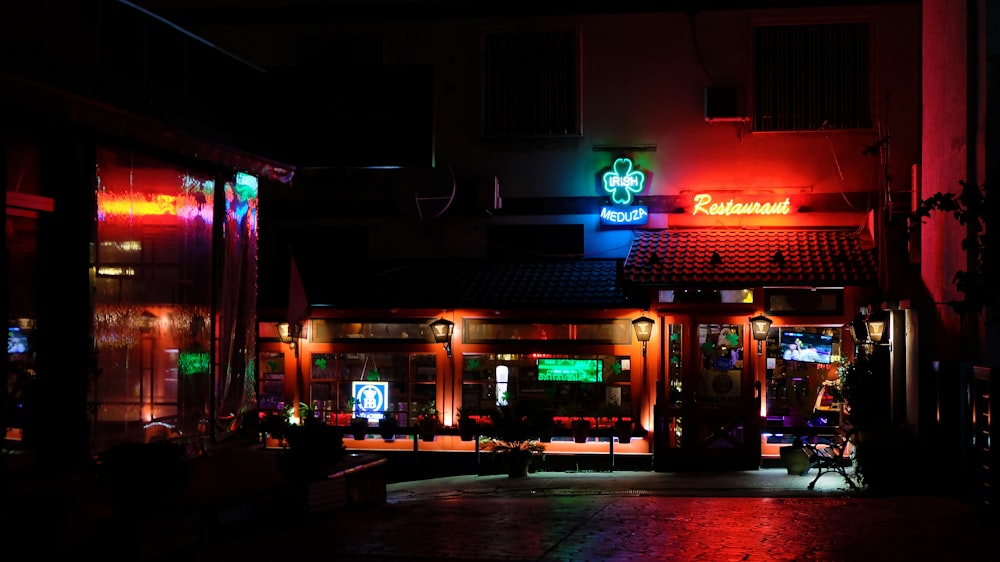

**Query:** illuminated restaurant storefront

left=258, top=260, right=659, bottom=460
left=626, top=230, right=878, bottom=471
left=259, top=174, right=880, bottom=471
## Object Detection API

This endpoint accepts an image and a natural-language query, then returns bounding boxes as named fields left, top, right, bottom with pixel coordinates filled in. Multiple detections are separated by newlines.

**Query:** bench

left=803, top=426, right=858, bottom=490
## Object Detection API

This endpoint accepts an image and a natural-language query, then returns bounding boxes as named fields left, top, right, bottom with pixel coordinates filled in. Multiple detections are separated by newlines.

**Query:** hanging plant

left=908, top=179, right=989, bottom=316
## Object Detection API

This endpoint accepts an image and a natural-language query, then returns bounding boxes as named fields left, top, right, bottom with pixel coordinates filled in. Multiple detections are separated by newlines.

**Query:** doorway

left=655, top=315, right=762, bottom=470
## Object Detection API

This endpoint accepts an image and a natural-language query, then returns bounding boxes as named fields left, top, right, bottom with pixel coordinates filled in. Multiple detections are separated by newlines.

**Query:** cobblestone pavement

left=165, top=472, right=997, bottom=562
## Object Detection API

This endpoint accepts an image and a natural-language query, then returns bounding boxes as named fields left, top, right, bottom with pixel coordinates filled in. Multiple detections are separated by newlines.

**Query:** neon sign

left=691, top=193, right=791, bottom=216
left=537, top=358, right=603, bottom=383
left=602, top=158, right=645, bottom=205
left=600, top=157, right=648, bottom=226
left=601, top=206, right=648, bottom=225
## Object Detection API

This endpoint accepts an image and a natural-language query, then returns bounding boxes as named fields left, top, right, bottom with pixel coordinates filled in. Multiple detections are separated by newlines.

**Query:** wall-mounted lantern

left=849, top=317, right=867, bottom=344
left=429, top=318, right=455, bottom=358
left=632, top=316, right=655, bottom=356
left=749, top=314, right=772, bottom=355
left=275, top=321, right=303, bottom=357
left=866, top=312, right=887, bottom=343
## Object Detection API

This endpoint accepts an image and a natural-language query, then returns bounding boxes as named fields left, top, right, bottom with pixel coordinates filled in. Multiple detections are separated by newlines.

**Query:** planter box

left=290, top=453, right=389, bottom=516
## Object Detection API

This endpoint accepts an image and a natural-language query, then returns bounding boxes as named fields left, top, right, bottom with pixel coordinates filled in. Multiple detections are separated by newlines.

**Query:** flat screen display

left=8, top=328, right=27, bottom=354
left=779, top=330, right=834, bottom=364
left=537, top=358, right=602, bottom=383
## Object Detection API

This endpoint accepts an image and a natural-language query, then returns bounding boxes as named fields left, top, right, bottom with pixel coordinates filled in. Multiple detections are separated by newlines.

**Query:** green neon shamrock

left=602, top=158, right=645, bottom=205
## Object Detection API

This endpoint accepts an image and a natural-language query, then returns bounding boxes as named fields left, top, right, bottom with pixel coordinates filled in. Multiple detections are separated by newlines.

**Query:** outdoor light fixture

left=849, top=316, right=867, bottom=344
left=749, top=314, right=772, bottom=355
left=632, top=316, right=654, bottom=356
left=276, top=321, right=303, bottom=356
left=866, top=312, right=886, bottom=343
left=429, top=318, right=455, bottom=358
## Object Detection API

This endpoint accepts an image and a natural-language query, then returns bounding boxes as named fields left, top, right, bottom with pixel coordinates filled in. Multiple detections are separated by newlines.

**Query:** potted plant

left=481, top=437, right=546, bottom=478
left=416, top=399, right=441, bottom=441
left=258, top=409, right=290, bottom=447
left=457, top=405, right=480, bottom=441
left=348, top=397, right=369, bottom=440
left=779, top=432, right=812, bottom=476
left=283, top=401, right=316, bottom=428
left=277, top=415, right=347, bottom=484
left=600, top=398, right=634, bottom=444
left=378, top=403, right=398, bottom=441
left=482, top=403, right=547, bottom=478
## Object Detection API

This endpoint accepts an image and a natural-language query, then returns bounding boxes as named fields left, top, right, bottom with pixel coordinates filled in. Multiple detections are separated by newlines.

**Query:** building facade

left=9, top=0, right=993, bottom=491
left=179, top=1, right=921, bottom=471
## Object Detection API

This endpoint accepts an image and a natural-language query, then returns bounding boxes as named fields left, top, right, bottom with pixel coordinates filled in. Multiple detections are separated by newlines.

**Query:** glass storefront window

left=696, top=323, right=743, bottom=409
left=310, top=320, right=437, bottom=342
left=667, top=323, right=683, bottom=407
left=461, top=353, right=631, bottom=424
left=308, top=352, right=436, bottom=426
left=462, top=319, right=631, bottom=344
left=92, top=147, right=218, bottom=448
left=89, top=150, right=258, bottom=451
left=765, top=326, right=843, bottom=431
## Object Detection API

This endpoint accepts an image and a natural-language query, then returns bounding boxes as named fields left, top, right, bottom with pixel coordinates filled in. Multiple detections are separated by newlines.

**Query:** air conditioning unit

left=704, top=87, right=744, bottom=122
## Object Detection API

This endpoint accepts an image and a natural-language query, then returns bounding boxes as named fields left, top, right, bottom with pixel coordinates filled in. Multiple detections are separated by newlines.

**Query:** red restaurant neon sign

left=691, top=193, right=791, bottom=216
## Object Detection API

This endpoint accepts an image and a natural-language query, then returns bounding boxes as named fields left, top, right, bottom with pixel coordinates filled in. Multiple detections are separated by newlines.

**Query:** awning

left=624, top=229, right=878, bottom=287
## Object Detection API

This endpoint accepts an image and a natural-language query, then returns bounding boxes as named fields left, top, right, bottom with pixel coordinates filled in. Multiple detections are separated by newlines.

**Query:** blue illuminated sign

left=600, top=205, right=649, bottom=226
left=352, top=381, right=389, bottom=422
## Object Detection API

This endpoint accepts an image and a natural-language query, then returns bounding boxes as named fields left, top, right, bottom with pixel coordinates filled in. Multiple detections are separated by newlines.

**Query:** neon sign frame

left=691, top=193, right=791, bottom=216
left=600, top=157, right=648, bottom=226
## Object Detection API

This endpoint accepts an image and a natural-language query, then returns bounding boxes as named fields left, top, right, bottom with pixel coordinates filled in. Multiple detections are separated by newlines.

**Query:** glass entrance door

left=656, top=316, right=761, bottom=470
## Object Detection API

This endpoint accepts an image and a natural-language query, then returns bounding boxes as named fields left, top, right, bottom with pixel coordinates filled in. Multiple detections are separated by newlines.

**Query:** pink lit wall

left=921, top=0, right=986, bottom=360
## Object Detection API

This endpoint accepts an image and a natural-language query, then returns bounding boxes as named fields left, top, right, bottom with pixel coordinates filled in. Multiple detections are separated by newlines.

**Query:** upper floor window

left=482, top=30, right=582, bottom=138
left=753, top=23, right=872, bottom=132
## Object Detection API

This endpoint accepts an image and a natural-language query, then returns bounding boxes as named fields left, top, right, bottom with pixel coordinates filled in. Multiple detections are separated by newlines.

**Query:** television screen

left=779, top=330, right=834, bottom=364
left=8, top=328, right=27, bottom=354
left=537, top=358, right=603, bottom=383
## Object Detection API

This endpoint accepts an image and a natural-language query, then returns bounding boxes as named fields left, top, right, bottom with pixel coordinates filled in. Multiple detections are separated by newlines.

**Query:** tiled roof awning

left=624, top=229, right=878, bottom=287
left=305, top=259, right=631, bottom=310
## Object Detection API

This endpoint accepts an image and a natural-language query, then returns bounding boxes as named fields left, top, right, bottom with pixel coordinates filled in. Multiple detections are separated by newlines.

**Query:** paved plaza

left=159, top=470, right=997, bottom=562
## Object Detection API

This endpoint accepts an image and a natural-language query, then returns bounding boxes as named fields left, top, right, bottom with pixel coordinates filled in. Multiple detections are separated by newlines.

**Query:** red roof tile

left=624, top=229, right=878, bottom=287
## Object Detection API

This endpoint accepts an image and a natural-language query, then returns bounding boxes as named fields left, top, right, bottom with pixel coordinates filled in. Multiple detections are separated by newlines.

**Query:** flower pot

left=378, top=418, right=397, bottom=441
left=350, top=419, right=369, bottom=440
left=504, top=450, right=533, bottom=478
left=572, top=419, right=591, bottom=443
left=458, top=417, right=478, bottom=441
left=614, top=419, right=633, bottom=444
left=780, top=443, right=811, bottom=476
left=418, top=417, right=439, bottom=442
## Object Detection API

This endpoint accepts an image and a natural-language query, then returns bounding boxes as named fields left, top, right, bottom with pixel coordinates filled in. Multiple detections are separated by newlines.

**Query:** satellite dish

left=395, top=166, right=456, bottom=219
